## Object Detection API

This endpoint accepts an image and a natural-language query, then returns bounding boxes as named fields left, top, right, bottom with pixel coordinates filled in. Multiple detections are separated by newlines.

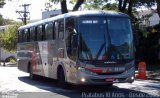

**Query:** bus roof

left=65, top=10, right=129, bottom=17
left=18, top=10, right=130, bottom=30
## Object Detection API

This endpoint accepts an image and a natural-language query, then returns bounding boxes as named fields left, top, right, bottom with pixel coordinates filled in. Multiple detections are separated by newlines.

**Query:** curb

left=147, top=78, right=160, bottom=81
left=135, top=70, right=160, bottom=81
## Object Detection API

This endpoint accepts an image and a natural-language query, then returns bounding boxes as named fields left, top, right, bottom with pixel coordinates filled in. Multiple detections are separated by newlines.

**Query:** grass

left=9, top=58, right=17, bottom=63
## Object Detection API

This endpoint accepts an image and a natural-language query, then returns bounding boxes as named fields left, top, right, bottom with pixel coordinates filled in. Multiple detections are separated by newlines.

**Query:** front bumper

left=75, top=68, right=135, bottom=85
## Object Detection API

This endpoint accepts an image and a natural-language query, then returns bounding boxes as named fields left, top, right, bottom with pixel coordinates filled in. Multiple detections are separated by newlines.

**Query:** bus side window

left=19, top=30, right=24, bottom=42
left=37, top=25, right=43, bottom=41
left=55, top=22, right=58, bottom=39
left=45, top=23, right=53, bottom=40
left=18, top=31, right=21, bottom=43
left=53, top=22, right=55, bottom=39
left=42, top=25, right=46, bottom=40
left=65, top=18, right=77, bottom=61
left=30, top=27, right=35, bottom=41
left=56, top=20, right=64, bottom=39
left=35, top=27, right=37, bottom=41
left=27, top=28, right=30, bottom=42
left=23, top=29, right=28, bottom=42
left=21, top=32, right=24, bottom=42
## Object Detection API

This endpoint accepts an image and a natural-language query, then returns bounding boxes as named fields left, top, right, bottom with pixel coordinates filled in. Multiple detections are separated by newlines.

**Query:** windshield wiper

left=95, top=42, right=106, bottom=60
left=95, top=34, right=107, bottom=60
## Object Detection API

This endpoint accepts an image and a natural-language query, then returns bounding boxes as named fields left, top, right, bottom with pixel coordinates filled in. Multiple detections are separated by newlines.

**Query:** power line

left=16, top=4, right=31, bottom=25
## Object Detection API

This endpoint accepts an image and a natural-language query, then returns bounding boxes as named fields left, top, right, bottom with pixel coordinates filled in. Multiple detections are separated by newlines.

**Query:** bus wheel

left=58, top=68, right=66, bottom=88
left=29, top=64, right=35, bottom=80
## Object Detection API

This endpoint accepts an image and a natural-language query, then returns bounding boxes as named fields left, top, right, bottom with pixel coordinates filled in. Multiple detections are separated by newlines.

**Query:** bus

left=17, top=10, right=135, bottom=86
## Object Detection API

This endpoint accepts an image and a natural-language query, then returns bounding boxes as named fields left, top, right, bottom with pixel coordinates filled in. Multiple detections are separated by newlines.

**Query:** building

left=138, top=10, right=160, bottom=27
left=42, top=10, right=61, bottom=19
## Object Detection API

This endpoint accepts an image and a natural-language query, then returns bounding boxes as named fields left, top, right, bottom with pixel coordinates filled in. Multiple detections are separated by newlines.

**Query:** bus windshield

left=78, top=17, right=133, bottom=61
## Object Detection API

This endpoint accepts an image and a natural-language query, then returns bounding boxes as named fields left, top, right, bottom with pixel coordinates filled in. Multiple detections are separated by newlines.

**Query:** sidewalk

left=135, top=70, right=160, bottom=81
left=147, top=71, right=160, bottom=81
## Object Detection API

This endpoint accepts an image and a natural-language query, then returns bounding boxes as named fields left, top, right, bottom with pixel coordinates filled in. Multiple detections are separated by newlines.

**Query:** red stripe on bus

left=86, top=68, right=103, bottom=73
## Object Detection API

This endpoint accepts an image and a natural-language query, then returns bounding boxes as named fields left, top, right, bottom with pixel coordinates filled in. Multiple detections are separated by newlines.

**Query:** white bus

left=17, top=10, right=135, bottom=86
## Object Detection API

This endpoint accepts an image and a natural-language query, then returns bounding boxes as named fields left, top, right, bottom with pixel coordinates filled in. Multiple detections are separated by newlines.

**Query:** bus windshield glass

left=78, top=17, right=133, bottom=61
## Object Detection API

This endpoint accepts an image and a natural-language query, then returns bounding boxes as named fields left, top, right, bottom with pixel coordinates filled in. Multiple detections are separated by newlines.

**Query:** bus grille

left=91, top=78, right=126, bottom=82
left=97, top=72, right=123, bottom=75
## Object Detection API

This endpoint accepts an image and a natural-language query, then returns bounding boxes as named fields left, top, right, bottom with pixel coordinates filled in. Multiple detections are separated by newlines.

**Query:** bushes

left=135, top=24, right=160, bottom=64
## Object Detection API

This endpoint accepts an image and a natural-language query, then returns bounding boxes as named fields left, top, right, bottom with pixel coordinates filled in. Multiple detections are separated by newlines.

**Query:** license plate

left=105, top=78, right=115, bottom=81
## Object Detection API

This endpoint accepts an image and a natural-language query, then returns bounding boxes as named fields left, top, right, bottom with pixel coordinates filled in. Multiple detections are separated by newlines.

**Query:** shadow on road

left=18, top=76, right=159, bottom=98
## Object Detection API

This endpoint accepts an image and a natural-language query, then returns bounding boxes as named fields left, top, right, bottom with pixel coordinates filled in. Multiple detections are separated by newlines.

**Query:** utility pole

left=16, top=4, right=31, bottom=25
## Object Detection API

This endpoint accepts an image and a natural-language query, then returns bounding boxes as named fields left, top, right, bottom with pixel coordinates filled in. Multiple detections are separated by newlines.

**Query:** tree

left=134, top=0, right=160, bottom=18
left=0, top=0, right=5, bottom=8
left=50, top=0, right=85, bottom=14
left=0, top=15, right=4, bottom=25
left=0, top=16, right=15, bottom=26
left=0, top=22, right=23, bottom=52
left=156, top=0, right=160, bottom=17
left=84, top=0, right=118, bottom=11
left=0, top=0, right=6, bottom=25
left=117, top=0, right=136, bottom=16
left=117, top=0, right=160, bottom=18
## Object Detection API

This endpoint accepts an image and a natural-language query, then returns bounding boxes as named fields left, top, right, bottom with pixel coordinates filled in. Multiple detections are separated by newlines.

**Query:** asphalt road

left=0, top=66, right=160, bottom=98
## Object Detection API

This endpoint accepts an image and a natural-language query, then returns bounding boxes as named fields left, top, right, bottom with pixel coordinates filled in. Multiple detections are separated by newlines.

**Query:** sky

left=0, top=0, right=56, bottom=21
left=0, top=0, right=157, bottom=21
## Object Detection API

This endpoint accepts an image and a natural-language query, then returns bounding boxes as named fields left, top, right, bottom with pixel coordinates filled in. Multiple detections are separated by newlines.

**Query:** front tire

left=57, top=68, right=67, bottom=88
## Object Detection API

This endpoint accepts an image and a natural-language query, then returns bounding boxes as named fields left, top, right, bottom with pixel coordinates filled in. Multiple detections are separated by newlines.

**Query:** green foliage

left=102, top=3, right=118, bottom=11
left=0, top=15, right=4, bottom=25
left=84, top=0, right=110, bottom=10
left=134, top=0, right=156, bottom=8
left=0, top=22, right=23, bottom=52
left=134, top=0, right=159, bottom=17
left=69, top=0, right=76, bottom=4
left=50, top=0, right=76, bottom=4
left=49, top=0, right=63, bottom=4
left=9, top=58, right=16, bottom=63
left=0, top=0, right=6, bottom=26
left=0, top=0, right=5, bottom=8
left=0, top=16, right=15, bottom=26
left=49, top=0, right=85, bottom=13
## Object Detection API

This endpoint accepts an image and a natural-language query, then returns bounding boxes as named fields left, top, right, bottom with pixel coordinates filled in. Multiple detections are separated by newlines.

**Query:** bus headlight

left=80, top=78, right=86, bottom=82
left=131, top=76, right=134, bottom=80
left=78, top=67, right=97, bottom=75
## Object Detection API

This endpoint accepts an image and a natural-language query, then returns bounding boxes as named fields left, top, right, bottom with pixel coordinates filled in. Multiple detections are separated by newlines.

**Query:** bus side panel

left=37, top=41, right=49, bottom=77
left=49, top=39, right=64, bottom=80
left=48, top=40, right=57, bottom=79
left=17, top=43, right=33, bottom=73
left=55, top=38, right=77, bottom=84
left=17, top=58, right=29, bottom=73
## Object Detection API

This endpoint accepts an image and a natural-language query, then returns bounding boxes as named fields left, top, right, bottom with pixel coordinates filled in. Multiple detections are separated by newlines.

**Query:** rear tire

left=29, top=64, right=35, bottom=80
